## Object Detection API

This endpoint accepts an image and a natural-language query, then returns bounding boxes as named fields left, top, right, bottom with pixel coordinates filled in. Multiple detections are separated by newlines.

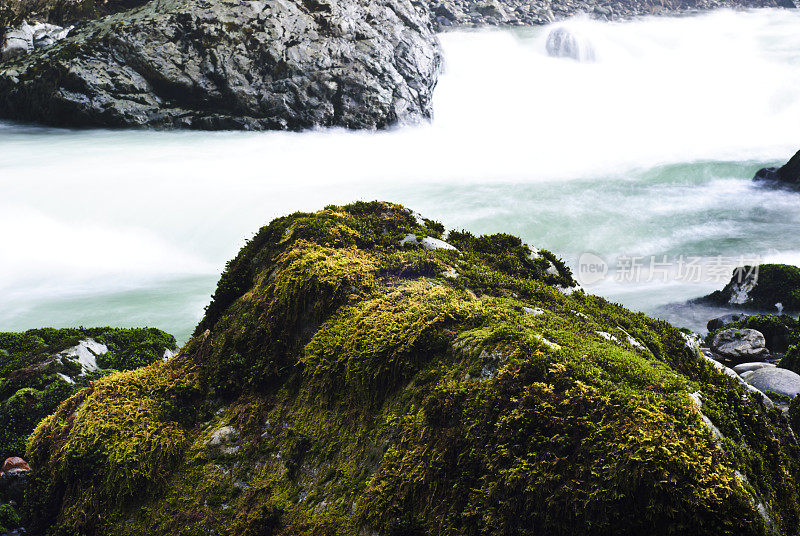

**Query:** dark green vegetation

left=703, top=264, right=800, bottom=311
left=0, top=327, right=176, bottom=461
left=20, top=203, right=800, bottom=535
left=0, top=503, right=21, bottom=534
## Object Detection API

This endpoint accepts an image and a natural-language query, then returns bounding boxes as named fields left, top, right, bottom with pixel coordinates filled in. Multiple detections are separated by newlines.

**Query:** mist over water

left=2, top=9, right=800, bottom=342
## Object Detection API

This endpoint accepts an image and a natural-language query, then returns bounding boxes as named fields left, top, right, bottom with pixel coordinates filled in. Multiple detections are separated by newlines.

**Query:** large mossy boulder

left=22, top=202, right=800, bottom=535
left=0, top=327, right=177, bottom=462
left=0, top=0, right=441, bottom=130
left=699, top=264, right=800, bottom=312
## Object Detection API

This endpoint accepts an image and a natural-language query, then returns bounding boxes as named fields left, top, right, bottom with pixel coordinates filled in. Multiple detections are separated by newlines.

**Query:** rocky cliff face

left=0, top=0, right=442, bottom=130
left=20, top=202, right=800, bottom=535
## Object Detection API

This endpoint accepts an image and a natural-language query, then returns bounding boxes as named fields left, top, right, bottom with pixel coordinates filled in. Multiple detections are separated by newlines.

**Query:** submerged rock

left=545, top=27, right=596, bottom=62
left=0, top=0, right=442, bottom=130
left=21, top=201, right=800, bottom=536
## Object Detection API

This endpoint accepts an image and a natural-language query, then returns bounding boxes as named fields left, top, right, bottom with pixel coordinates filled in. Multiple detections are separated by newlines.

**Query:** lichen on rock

left=20, top=202, right=800, bottom=535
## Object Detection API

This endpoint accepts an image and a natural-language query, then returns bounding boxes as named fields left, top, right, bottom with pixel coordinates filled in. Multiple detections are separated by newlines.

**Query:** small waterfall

left=545, top=27, right=596, bottom=62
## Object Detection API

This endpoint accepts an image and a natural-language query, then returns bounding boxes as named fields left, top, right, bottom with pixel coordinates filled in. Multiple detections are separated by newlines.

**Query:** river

left=2, top=8, right=800, bottom=342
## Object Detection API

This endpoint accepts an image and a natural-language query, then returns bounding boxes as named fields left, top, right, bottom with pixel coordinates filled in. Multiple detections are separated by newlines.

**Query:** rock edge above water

left=0, top=0, right=442, bottom=130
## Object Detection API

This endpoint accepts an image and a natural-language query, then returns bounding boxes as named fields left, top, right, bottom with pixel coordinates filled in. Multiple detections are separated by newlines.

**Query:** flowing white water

left=2, top=9, right=800, bottom=342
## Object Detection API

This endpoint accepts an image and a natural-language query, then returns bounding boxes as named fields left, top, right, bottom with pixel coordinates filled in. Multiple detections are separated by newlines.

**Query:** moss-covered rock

left=700, top=264, right=800, bottom=312
left=0, top=327, right=177, bottom=461
left=23, top=202, right=800, bottom=535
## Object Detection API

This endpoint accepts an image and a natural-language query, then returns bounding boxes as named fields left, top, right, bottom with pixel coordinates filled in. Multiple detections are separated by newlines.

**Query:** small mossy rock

left=21, top=202, right=800, bottom=536
left=711, top=328, right=770, bottom=364
left=0, top=458, right=30, bottom=475
left=743, top=367, right=800, bottom=401
left=0, top=0, right=442, bottom=130
left=707, top=313, right=749, bottom=332
left=706, top=314, right=799, bottom=355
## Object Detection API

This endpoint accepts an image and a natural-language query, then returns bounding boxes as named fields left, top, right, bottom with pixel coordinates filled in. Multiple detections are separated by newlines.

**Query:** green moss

left=21, top=202, right=800, bottom=536
left=749, top=265, right=800, bottom=310
left=705, top=265, right=800, bottom=311
left=0, top=327, right=176, bottom=461
left=95, top=328, right=177, bottom=371
left=26, top=358, right=201, bottom=534
left=0, top=503, right=21, bottom=533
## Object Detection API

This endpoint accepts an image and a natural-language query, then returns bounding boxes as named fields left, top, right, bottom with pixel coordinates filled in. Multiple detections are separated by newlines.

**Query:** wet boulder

left=545, top=27, right=596, bottom=62
left=754, top=149, right=800, bottom=187
left=0, top=457, right=31, bottom=504
left=711, top=328, right=770, bottom=364
left=733, top=362, right=775, bottom=375
left=743, top=367, right=800, bottom=401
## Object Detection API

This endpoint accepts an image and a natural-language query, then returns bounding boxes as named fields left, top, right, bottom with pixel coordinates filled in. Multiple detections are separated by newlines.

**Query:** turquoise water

left=2, top=9, right=800, bottom=343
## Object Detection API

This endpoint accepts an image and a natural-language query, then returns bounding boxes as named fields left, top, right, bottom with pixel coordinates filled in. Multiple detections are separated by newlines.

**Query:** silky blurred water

left=2, top=9, right=800, bottom=342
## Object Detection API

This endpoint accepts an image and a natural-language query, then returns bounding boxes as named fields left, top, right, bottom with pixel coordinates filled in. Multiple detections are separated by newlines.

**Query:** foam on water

left=2, top=9, right=800, bottom=340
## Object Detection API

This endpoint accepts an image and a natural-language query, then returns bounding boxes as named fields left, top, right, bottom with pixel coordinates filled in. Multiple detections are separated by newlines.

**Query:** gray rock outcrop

left=1, top=22, right=73, bottom=62
left=0, top=0, right=442, bottom=130
left=754, top=148, right=800, bottom=187
left=733, top=362, right=775, bottom=375
left=711, top=328, right=770, bottom=364
left=743, top=367, right=800, bottom=400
